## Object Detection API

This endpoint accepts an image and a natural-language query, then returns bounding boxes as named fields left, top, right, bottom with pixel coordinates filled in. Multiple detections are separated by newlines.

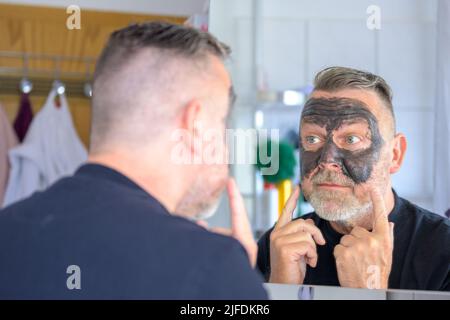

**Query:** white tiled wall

left=208, top=0, right=438, bottom=228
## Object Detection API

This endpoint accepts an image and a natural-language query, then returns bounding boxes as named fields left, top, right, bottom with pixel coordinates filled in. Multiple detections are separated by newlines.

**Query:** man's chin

left=193, top=197, right=222, bottom=221
left=314, top=209, right=356, bottom=222
left=310, top=197, right=371, bottom=222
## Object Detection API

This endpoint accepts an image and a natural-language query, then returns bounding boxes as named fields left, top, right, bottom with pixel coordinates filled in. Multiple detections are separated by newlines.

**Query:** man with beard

left=0, top=22, right=267, bottom=299
left=257, top=66, right=450, bottom=291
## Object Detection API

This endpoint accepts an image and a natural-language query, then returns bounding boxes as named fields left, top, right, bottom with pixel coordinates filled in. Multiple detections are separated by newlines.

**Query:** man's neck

left=87, top=150, right=184, bottom=213
left=330, top=187, right=395, bottom=234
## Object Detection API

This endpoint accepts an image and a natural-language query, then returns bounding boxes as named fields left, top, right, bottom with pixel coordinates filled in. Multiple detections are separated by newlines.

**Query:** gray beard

left=308, top=190, right=372, bottom=222
left=192, top=197, right=222, bottom=221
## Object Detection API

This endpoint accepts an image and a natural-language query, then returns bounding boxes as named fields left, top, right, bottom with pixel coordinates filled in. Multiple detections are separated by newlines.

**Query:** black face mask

left=299, top=97, right=384, bottom=184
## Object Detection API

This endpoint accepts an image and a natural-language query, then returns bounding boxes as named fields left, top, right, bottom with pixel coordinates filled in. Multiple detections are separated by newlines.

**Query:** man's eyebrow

left=221, top=86, right=237, bottom=124
left=301, top=118, right=326, bottom=126
left=229, top=86, right=237, bottom=107
left=339, top=118, right=369, bottom=125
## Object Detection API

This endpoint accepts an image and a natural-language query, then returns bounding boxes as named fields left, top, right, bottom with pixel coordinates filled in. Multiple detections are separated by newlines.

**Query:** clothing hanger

left=19, top=53, right=33, bottom=94
left=52, top=57, right=65, bottom=108
left=83, top=60, right=92, bottom=98
left=20, top=78, right=33, bottom=94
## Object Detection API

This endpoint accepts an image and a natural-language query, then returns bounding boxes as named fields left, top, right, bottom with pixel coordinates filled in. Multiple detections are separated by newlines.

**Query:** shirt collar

left=74, top=163, right=170, bottom=214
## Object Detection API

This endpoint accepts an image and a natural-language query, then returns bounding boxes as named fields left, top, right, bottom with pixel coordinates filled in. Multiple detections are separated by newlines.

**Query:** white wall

left=0, top=0, right=207, bottom=16
left=208, top=0, right=438, bottom=228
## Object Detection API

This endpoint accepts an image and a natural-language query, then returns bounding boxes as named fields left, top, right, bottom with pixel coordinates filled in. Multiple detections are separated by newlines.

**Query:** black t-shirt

left=0, top=164, right=268, bottom=299
left=257, top=190, right=450, bottom=291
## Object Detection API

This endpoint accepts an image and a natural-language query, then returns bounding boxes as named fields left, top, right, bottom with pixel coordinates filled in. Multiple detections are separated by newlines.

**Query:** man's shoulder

left=165, top=215, right=248, bottom=254
left=399, top=197, right=450, bottom=234
left=394, top=197, right=450, bottom=290
left=397, top=197, right=450, bottom=255
left=142, top=217, right=267, bottom=299
left=0, top=173, right=105, bottom=235
left=0, top=182, right=247, bottom=257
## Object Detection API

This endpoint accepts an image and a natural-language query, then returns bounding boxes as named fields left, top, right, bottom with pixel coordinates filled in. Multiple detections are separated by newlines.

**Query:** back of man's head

left=90, top=21, right=230, bottom=153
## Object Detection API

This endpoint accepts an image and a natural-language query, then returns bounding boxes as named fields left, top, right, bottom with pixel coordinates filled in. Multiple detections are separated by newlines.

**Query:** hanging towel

left=2, top=89, right=87, bottom=208
left=0, top=104, right=19, bottom=206
left=13, top=93, right=34, bottom=142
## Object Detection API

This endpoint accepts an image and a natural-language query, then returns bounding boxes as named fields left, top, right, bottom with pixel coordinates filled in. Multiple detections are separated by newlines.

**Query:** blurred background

left=0, top=0, right=448, bottom=235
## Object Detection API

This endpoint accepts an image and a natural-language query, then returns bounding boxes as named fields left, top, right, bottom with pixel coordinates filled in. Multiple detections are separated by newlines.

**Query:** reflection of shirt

left=257, top=190, right=450, bottom=291
left=0, top=164, right=268, bottom=299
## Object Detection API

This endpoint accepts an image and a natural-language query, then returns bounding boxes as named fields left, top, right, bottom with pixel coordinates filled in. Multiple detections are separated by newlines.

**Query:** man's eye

left=346, top=135, right=361, bottom=144
left=305, top=136, right=321, bottom=144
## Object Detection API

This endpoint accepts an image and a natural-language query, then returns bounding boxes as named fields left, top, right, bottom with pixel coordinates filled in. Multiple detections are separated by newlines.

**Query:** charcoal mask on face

left=300, top=97, right=384, bottom=184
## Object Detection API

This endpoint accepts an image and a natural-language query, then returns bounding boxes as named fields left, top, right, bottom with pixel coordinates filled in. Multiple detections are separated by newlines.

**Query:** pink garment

left=0, top=104, right=18, bottom=206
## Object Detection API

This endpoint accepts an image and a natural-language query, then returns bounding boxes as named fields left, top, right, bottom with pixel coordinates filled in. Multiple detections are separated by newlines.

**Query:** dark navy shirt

left=0, top=164, right=267, bottom=299
left=257, top=191, right=450, bottom=291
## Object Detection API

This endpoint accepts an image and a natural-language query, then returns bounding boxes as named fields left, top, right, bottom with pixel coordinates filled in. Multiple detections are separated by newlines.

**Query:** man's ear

left=180, top=99, right=203, bottom=157
left=389, top=133, right=407, bottom=174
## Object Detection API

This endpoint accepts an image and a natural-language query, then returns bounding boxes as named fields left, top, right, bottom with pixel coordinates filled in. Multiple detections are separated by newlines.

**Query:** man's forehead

left=301, top=116, right=370, bottom=135
left=307, top=89, right=383, bottom=119
left=209, top=54, right=232, bottom=85
left=302, top=117, right=369, bottom=126
left=300, top=91, right=379, bottom=132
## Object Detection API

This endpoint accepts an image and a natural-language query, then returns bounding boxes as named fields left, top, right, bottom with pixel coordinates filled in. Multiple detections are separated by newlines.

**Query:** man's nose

left=318, top=142, right=342, bottom=171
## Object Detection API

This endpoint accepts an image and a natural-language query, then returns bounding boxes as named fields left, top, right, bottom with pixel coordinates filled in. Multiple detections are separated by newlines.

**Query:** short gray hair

left=90, top=22, right=231, bottom=153
left=313, top=66, right=395, bottom=131
left=94, top=21, right=231, bottom=81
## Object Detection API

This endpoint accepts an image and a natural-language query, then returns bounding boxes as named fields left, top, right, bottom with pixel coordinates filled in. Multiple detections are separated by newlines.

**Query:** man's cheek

left=300, top=150, right=321, bottom=179
left=353, top=183, right=372, bottom=201
left=340, top=148, right=381, bottom=184
left=342, top=157, right=373, bottom=184
left=301, top=179, right=313, bottom=200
